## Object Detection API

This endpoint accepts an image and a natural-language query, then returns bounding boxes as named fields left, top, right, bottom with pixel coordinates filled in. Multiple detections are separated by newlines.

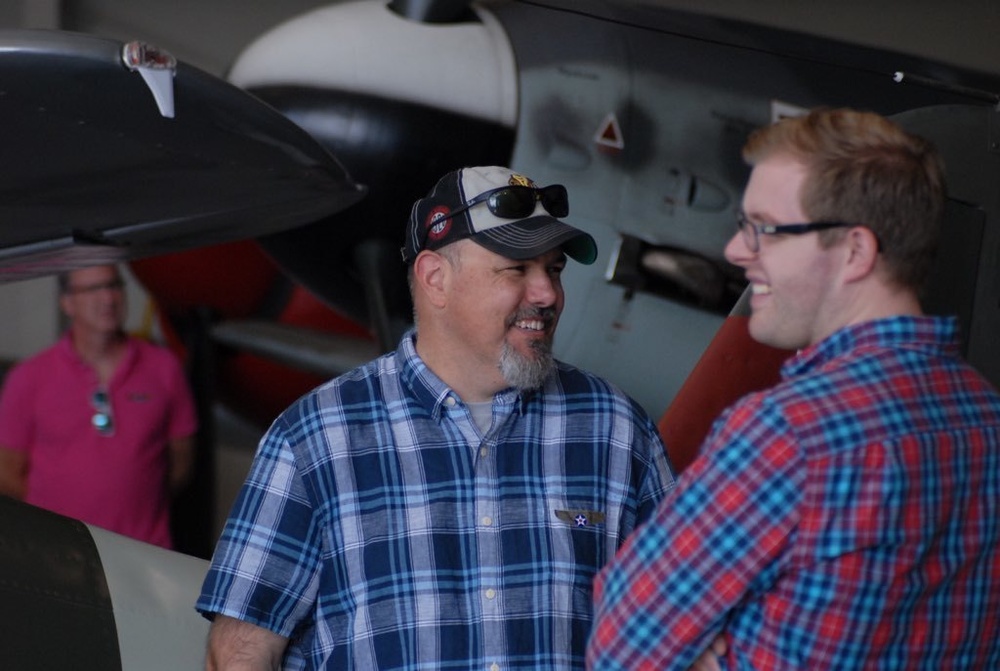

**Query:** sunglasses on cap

left=437, top=184, right=569, bottom=225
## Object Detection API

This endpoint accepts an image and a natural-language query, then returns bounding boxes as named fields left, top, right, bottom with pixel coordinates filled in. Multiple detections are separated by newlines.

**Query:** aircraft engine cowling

left=228, top=0, right=519, bottom=331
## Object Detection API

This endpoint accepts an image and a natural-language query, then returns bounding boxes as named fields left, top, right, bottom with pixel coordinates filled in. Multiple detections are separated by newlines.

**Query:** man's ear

left=57, top=292, right=73, bottom=319
left=412, top=250, right=449, bottom=309
left=842, top=226, right=881, bottom=282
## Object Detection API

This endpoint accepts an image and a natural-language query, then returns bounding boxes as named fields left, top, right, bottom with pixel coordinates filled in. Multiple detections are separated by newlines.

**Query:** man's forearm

left=206, top=615, right=287, bottom=671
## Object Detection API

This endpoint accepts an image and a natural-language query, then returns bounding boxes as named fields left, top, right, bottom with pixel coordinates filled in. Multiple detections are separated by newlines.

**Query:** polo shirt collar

left=55, top=331, right=138, bottom=386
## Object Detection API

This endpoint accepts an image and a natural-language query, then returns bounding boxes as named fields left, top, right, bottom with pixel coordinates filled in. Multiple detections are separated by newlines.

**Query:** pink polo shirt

left=0, top=333, right=197, bottom=548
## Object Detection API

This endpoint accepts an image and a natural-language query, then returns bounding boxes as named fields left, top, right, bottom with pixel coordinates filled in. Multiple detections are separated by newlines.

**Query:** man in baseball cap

left=402, top=165, right=597, bottom=265
left=199, top=165, right=672, bottom=670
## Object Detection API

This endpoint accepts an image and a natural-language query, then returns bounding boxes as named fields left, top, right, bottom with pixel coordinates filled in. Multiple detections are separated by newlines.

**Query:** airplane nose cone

left=228, top=0, right=519, bottom=332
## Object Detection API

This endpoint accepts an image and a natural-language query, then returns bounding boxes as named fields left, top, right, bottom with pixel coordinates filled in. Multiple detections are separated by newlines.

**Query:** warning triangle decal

left=594, top=112, right=624, bottom=150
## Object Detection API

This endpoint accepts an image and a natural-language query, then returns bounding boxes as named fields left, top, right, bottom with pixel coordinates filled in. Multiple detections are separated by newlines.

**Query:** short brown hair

left=743, top=108, right=946, bottom=291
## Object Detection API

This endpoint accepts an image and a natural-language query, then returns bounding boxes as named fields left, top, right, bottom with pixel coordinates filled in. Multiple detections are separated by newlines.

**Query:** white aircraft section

left=90, top=526, right=210, bottom=670
left=228, top=0, right=518, bottom=127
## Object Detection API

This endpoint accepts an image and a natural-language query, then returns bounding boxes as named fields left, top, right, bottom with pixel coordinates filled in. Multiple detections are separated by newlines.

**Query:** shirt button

left=485, top=588, right=496, bottom=600
left=444, top=396, right=457, bottom=407
left=481, top=516, right=493, bottom=526
left=479, top=447, right=488, bottom=458
left=490, top=664, right=500, bottom=671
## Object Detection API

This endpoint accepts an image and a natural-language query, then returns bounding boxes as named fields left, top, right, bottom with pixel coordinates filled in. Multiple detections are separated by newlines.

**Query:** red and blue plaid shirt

left=587, top=316, right=1000, bottom=670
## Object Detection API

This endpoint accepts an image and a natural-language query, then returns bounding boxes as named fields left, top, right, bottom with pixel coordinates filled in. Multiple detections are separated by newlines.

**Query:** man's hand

left=687, top=635, right=728, bottom=671
left=0, top=447, right=28, bottom=499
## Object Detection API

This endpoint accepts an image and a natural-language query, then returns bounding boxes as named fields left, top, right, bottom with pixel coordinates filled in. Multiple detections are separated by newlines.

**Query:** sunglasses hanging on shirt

left=91, top=388, right=114, bottom=436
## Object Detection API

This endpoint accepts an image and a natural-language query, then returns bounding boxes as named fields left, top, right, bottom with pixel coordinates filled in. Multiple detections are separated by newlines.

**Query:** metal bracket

left=121, top=41, right=177, bottom=118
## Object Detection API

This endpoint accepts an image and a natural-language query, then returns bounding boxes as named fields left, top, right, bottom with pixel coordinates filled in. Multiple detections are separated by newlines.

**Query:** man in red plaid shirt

left=586, top=108, right=1000, bottom=670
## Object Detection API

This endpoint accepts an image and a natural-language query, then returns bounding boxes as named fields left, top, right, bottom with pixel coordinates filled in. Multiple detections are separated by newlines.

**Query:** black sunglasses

left=438, top=184, right=569, bottom=225
left=91, top=389, right=114, bottom=436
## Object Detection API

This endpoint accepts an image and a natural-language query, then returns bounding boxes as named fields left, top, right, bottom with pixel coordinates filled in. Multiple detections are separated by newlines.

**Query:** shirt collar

left=56, top=331, right=138, bottom=372
left=783, top=315, right=961, bottom=379
left=395, top=328, right=530, bottom=420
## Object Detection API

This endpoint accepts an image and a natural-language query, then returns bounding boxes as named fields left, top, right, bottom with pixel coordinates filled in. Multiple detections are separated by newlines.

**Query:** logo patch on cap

left=508, top=173, right=534, bottom=188
left=425, top=206, right=452, bottom=243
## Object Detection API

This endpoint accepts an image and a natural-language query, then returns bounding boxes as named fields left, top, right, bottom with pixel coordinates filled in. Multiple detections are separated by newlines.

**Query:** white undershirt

left=465, top=401, right=493, bottom=435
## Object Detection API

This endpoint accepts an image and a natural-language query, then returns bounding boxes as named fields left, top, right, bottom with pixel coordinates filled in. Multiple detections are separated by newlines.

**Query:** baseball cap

left=401, top=166, right=597, bottom=265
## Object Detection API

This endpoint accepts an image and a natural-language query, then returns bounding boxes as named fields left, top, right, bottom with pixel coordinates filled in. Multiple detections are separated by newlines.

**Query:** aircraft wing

left=210, top=319, right=381, bottom=377
left=0, top=28, right=365, bottom=282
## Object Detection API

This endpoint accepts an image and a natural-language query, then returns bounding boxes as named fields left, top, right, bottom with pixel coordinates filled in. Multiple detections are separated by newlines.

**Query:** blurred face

left=724, top=155, right=845, bottom=350
left=60, top=265, right=127, bottom=337
left=445, top=242, right=566, bottom=391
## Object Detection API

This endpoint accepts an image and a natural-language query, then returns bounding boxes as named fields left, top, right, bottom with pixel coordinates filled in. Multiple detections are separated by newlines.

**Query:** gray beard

left=499, top=337, right=555, bottom=391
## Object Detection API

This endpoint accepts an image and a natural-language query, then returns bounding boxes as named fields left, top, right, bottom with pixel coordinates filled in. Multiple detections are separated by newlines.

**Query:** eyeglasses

left=91, top=389, right=115, bottom=436
left=65, top=278, right=125, bottom=295
left=736, top=211, right=855, bottom=253
left=438, top=184, right=569, bottom=225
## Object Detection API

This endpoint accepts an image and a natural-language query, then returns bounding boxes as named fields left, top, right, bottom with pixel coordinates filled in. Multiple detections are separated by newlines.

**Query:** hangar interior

left=1, top=0, right=999, bottom=555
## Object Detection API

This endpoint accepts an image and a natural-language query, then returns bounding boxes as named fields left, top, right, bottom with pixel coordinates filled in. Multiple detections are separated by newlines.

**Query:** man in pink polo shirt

left=0, top=264, right=197, bottom=549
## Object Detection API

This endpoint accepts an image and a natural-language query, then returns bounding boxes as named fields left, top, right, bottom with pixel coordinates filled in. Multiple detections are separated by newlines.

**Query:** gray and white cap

left=401, top=165, right=597, bottom=265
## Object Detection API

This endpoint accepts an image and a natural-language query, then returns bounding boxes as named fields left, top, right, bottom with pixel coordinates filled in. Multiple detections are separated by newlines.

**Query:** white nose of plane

left=227, top=0, right=518, bottom=129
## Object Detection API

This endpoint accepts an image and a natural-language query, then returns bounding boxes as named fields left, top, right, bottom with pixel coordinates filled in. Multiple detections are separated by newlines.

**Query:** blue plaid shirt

left=198, top=330, right=673, bottom=670
left=588, top=316, right=1000, bottom=670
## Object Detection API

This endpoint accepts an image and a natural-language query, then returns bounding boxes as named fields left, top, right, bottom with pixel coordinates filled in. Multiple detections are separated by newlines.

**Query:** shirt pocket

left=547, top=498, right=608, bottom=579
